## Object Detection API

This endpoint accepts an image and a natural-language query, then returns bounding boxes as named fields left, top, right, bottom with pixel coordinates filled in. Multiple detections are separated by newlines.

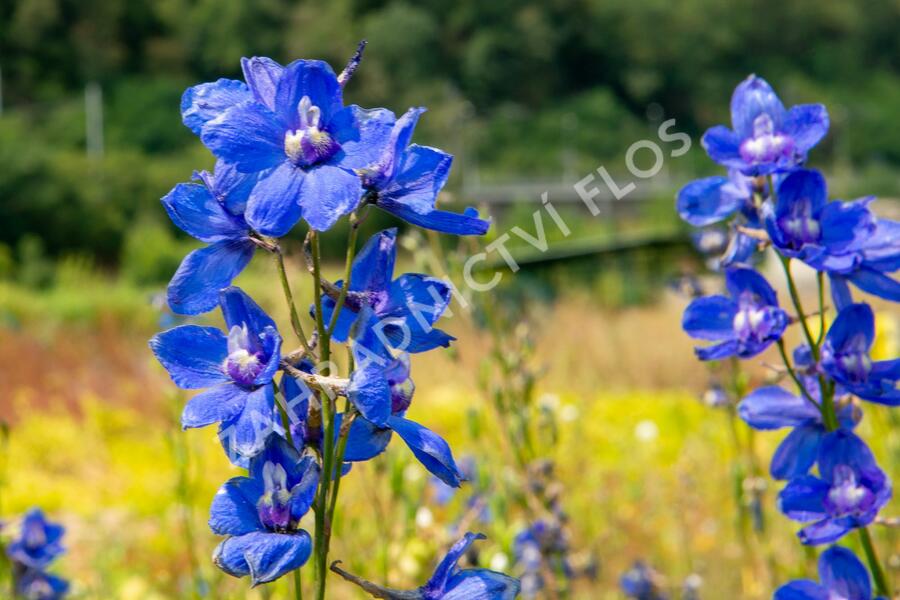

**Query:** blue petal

left=209, top=476, right=264, bottom=535
left=213, top=530, right=312, bottom=585
left=725, top=267, right=778, bottom=306
left=182, top=382, right=249, bottom=429
left=378, top=199, right=491, bottom=236
left=774, top=580, right=829, bottom=600
left=782, top=104, right=829, bottom=153
left=819, top=198, right=875, bottom=253
left=778, top=475, right=830, bottom=521
left=798, top=518, right=853, bottom=546
left=739, top=386, right=820, bottom=430
left=275, top=60, right=342, bottom=129
left=249, top=432, right=305, bottom=484
left=829, top=274, right=854, bottom=310
left=182, top=78, right=251, bottom=136
left=149, top=325, right=228, bottom=389
left=380, top=144, right=453, bottom=213
left=298, top=164, right=362, bottom=232
left=816, top=430, right=879, bottom=484
left=443, top=570, right=522, bottom=600
left=695, top=339, right=739, bottom=361
left=682, top=295, right=737, bottom=341
left=339, top=415, right=393, bottom=462
left=221, top=385, right=278, bottom=458
left=289, top=456, right=320, bottom=521
left=220, top=286, right=278, bottom=336
left=847, top=268, right=900, bottom=303
left=861, top=218, right=900, bottom=271
left=201, top=100, right=286, bottom=173
left=204, top=159, right=260, bottom=215
left=824, top=304, right=874, bottom=358
left=386, top=274, right=455, bottom=352
left=730, top=75, right=786, bottom=138
left=330, top=105, right=397, bottom=170
left=366, top=106, right=425, bottom=185
left=426, top=532, right=485, bottom=593
left=245, top=162, right=305, bottom=237
left=351, top=228, right=397, bottom=293
left=676, top=176, right=739, bottom=226
left=162, top=183, right=248, bottom=242
left=720, top=230, right=759, bottom=268
left=770, top=424, right=824, bottom=480
left=818, top=546, right=872, bottom=600
left=348, top=361, right=392, bottom=426
left=776, top=169, right=827, bottom=220
left=15, top=570, right=70, bottom=600
left=701, top=125, right=745, bottom=169
left=388, top=415, right=463, bottom=487
left=241, top=57, right=284, bottom=111
left=167, top=240, right=255, bottom=315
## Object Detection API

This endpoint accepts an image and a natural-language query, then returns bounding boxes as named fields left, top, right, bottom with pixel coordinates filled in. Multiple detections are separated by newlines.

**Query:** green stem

left=778, top=255, right=818, bottom=359
left=815, top=270, right=826, bottom=346
left=859, top=527, right=892, bottom=597
left=274, top=247, right=314, bottom=356
left=310, top=232, right=334, bottom=600
left=294, top=568, right=304, bottom=600
left=327, top=215, right=360, bottom=337
left=776, top=339, right=824, bottom=418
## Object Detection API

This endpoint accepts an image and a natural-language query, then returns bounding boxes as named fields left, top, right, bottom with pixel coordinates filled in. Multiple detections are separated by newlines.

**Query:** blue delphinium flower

left=187, top=56, right=394, bottom=234
left=358, top=107, right=490, bottom=235
left=701, top=75, right=829, bottom=175
left=820, top=303, right=900, bottom=406
left=778, top=430, right=891, bottom=545
left=332, top=532, right=520, bottom=599
left=150, top=286, right=282, bottom=457
left=162, top=160, right=261, bottom=315
left=514, top=520, right=572, bottom=599
left=775, top=545, right=886, bottom=600
left=7, top=509, right=69, bottom=600
left=764, top=169, right=900, bottom=308
left=620, top=561, right=668, bottom=600
left=739, top=382, right=857, bottom=480
left=285, top=350, right=464, bottom=487
left=210, top=433, right=317, bottom=585
left=14, top=569, right=70, bottom=600
left=7, top=509, right=65, bottom=570
left=317, top=228, right=455, bottom=353
left=682, top=267, right=789, bottom=360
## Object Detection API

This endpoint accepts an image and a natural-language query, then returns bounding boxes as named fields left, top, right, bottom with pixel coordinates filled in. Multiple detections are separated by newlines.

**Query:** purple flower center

left=23, top=523, right=47, bottom=550
left=739, top=113, right=794, bottom=165
left=835, top=334, right=873, bottom=384
left=223, top=324, right=266, bottom=386
left=284, top=96, right=341, bottom=167
left=257, top=461, right=294, bottom=532
left=733, top=299, right=774, bottom=344
left=826, top=465, right=873, bottom=517
left=777, top=197, right=821, bottom=248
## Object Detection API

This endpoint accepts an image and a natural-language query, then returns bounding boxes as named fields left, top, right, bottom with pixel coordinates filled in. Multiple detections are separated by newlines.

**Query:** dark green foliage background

left=2, top=0, right=899, bottom=267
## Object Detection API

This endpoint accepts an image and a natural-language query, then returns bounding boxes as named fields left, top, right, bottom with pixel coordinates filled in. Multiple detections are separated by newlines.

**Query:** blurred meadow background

left=2, top=0, right=900, bottom=597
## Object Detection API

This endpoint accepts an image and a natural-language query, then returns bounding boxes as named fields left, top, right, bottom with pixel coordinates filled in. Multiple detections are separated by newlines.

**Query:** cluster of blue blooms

left=149, top=45, right=518, bottom=598
left=6, top=509, right=69, bottom=599
left=679, top=75, right=899, bottom=597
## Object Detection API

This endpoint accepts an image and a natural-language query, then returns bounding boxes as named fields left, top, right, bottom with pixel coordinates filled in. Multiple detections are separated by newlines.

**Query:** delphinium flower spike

left=6, top=509, right=69, bottom=599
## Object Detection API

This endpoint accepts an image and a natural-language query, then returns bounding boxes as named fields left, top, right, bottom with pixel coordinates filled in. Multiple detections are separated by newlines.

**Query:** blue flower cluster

left=679, top=75, right=899, bottom=596
left=149, top=46, right=517, bottom=597
left=6, top=509, right=69, bottom=599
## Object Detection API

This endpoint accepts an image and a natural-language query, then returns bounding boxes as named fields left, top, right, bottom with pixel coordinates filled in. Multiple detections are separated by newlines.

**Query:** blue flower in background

left=7, top=509, right=65, bottom=570
left=210, top=433, right=316, bottom=585
left=779, top=430, right=891, bottom=545
left=682, top=267, right=789, bottom=360
left=14, top=568, right=70, bottom=600
left=514, top=521, right=572, bottom=598
left=739, top=383, right=857, bottom=480
left=318, top=228, right=455, bottom=353
left=702, top=75, right=828, bottom=175
left=775, top=545, right=885, bottom=600
left=185, top=56, right=395, bottom=234
left=333, top=532, right=520, bottom=599
left=822, top=303, right=900, bottom=406
left=763, top=169, right=900, bottom=308
left=150, top=287, right=282, bottom=458
left=359, top=107, right=490, bottom=236
left=162, top=160, right=260, bottom=315
left=620, top=561, right=668, bottom=600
